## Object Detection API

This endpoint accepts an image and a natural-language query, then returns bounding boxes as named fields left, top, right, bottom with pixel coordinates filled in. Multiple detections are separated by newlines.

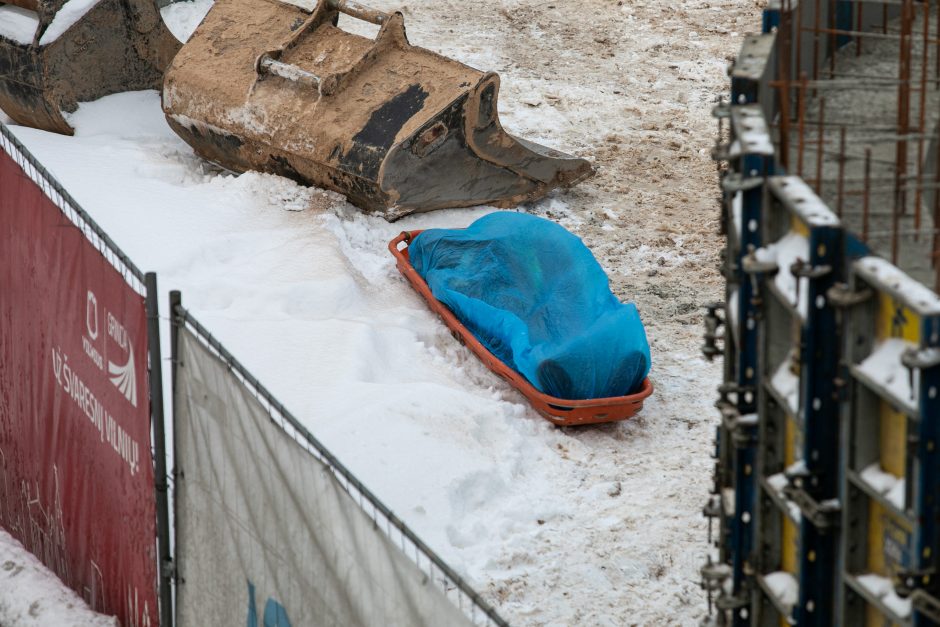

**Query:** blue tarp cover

left=409, top=212, right=651, bottom=400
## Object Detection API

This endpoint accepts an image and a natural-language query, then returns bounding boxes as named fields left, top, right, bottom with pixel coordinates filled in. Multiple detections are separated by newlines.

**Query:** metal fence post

left=146, top=272, right=173, bottom=627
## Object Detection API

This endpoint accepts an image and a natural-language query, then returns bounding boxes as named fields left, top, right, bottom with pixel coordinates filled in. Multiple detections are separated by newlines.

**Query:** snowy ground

left=0, top=530, right=116, bottom=627
left=2, top=0, right=761, bottom=624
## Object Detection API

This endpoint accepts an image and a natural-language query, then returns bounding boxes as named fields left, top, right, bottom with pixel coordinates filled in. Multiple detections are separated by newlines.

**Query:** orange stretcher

left=390, top=230, right=653, bottom=426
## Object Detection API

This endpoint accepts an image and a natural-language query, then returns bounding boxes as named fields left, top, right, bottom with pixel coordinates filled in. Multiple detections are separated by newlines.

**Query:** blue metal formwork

left=910, top=313, right=940, bottom=627
left=748, top=177, right=843, bottom=627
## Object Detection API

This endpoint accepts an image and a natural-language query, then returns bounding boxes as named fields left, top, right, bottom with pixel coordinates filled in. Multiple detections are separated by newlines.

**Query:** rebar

left=864, top=147, right=872, bottom=242
left=838, top=126, right=847, bottom=217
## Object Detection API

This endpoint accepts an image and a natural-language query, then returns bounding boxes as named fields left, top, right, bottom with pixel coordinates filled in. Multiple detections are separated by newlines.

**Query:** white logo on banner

left=86, top=292, right=99, bottom=340
left=107, top=312, right=137, bottom=408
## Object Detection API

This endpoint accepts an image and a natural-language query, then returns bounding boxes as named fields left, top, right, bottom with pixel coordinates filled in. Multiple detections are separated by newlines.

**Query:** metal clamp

left=783, top=485, right=840, bottom=531
left=902, top=346, right=940, bottom=370
left=742, top=251, right=779, bottom=275
left=718, top=404, right=758, bottom=447
left=702, top=301, right=725, bottom=362
left=712, top=102, right=732, bottom=119
left=826, top=283, right=872, bottom=308
left=910, top=589, right=940, bottom=623
left=790, top=258, right=832, bottom=279
left=722, top=171, right=765, bottom=193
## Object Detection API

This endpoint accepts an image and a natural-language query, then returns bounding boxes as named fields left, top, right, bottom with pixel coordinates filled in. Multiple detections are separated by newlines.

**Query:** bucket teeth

left=162, top=0, right=594, bottom=219
left=0, top=0, right=180, bottom=134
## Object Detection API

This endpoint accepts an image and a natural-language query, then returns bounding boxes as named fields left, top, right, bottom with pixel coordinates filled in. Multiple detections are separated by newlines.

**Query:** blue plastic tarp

left=409, top=212, right=651, bottom=400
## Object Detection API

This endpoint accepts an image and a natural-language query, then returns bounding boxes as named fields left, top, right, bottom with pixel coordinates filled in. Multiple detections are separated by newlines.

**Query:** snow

left=0, top=5, right=38, bottom=45
left=770, top=177, right=839, bottom=228
left=858, top=461, right=904, bottom=512
left=733, top=105, right=774, bottom=156
left=0, top=529, right=116, bottom=626
left=728, top=286, right=739, bottom=335
left=860, top=462, right=900, bottom=495
left=856, top=256, right=940, bottom=316
left=766, top=472, right=789, bottom=493
left=160, top=0, right=213, bottom=43
left=770, top=351, right=800, bottom=417
left=886, top=479, right=906, bottom=511
left=39, top=0, right=104, bottom=45
left=856, top=573, right=913, bottom=619
left=765, top=472, right=801, bottom=523
left=856, top=338, right=919, bottom=413
left=764, top=571, right=798, bottom=614
left=731, top=191, right=742, bottom=241
left=883, top=588, right=913, bottom=619
left=756, top=232, right=810, bottom=318
left=6, top=89, right=722, bottom=626
left=857, top=572, right=894, bottom=597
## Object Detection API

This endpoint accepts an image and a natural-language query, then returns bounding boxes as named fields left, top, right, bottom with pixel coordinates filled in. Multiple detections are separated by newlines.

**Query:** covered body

left=162, top=0, right=594, bottom=219
left=409, top=212, right=651, bottom=400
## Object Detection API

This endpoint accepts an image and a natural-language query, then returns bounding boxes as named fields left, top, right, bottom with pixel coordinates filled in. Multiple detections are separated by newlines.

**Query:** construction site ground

left=0, top=0, right=762, bottom=624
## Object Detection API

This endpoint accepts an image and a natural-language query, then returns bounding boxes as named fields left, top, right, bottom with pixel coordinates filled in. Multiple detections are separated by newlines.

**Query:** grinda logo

left=106, top=310, right=137, bottom=408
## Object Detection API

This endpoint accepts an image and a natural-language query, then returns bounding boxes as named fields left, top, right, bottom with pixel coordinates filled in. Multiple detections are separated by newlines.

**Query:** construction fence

left=703, top=2, right=940, bottom=626
left=0, top=119, right=509, bottom=627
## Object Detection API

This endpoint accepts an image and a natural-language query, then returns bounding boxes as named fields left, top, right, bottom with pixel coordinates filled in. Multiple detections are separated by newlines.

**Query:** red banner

left=0, top=147, right=158, bottom=625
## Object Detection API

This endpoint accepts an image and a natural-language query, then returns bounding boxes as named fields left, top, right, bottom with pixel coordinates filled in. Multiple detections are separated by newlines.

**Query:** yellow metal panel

left=864, top=502, right=912, bottom=627
left=879, top=403, right=907, bottom=478
left=876, top=292, right=921, bottom=343
left=863, top=289, right=917, bottom=626
left=791, top=215, right=810, bottom=237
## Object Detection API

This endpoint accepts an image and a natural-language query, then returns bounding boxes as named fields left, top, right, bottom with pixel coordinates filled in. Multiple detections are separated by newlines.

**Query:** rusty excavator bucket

left=163, top=0, right=594, bottom=219
left=0, top=0, right=180, bottom=134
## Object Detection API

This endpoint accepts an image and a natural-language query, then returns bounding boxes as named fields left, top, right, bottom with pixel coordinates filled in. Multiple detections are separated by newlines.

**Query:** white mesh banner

left=174, top=327, right=474, bottom=626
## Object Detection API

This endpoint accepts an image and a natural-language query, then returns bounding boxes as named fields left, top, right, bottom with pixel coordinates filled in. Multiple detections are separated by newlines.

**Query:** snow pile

left=856, top=573, right=912, bottom=619
left=731, top=191, right=742, bottom=240
left=859, top=463, right=906, bottom=510
left=763, top=571, right=798, bottom=614
left=0, top=6, right=38, bottom=45
left=39, top=0, right=103, bottom=45
left=856, top=338, right=918, bottom=413
left=859, top=462, right=907, bottom=512
left=860, top=462, right=898, bottom=492
left=770, top=351, right=800, bottom=416
left=756, top=232, right=810, bottom=318
left=766, top=472, right=801, bottom=522
left=728, top=286, right=739, bottom=334
left=856, top=256, right=940, bottom=315
left=0, top=530, right=116, bottom=627
left=161, top=0, right=213, bottom=42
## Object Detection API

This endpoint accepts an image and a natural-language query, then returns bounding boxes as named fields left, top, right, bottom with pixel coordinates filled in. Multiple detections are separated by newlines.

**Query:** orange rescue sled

left=390, top=230, right=653, bottom=426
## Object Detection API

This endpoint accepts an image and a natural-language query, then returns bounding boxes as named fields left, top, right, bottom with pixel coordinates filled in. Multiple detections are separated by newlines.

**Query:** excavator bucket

left=163, top=0, right=594, bottom=219
left=0, top=0, right=180, bottom=135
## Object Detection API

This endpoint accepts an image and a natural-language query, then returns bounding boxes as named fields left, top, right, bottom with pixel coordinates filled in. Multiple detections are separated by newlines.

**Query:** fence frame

left=168, top=293, right=511, bottom=627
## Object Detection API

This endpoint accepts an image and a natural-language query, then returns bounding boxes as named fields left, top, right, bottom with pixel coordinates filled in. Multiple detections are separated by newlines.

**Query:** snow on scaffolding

left=856, top=256, right=940, bottom=316
left=859, top=462, right=906, bottom=511
left=770, top=350, right=800, bottom=417
left=856, top=338, right=919, bottom=414
left=764, top=571, right=799, bottom=615
left=856, top=573, right=913, bottom=620
left=756, top=232, right=810, bottom=318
